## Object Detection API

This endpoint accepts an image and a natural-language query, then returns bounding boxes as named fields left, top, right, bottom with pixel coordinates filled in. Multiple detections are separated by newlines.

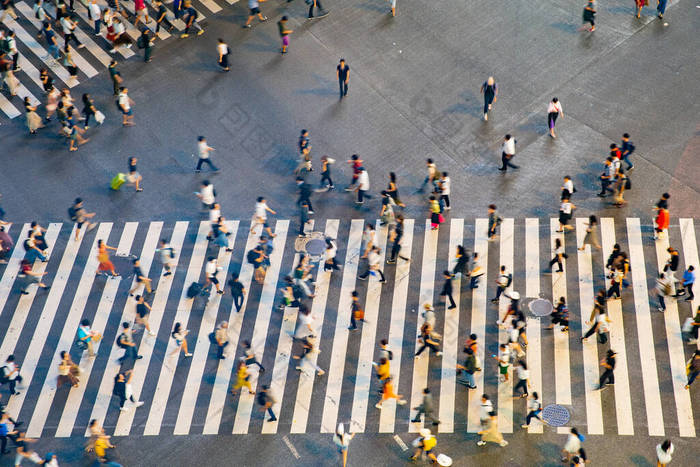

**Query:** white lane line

left=625, top=218, right=664, bottom=436
left=599, top=218, right=634, bottom=435
left=232, top=221, right=289, bottom=434
left=438, top=218, right=463, bottom=433
left=524, top=218, right=543, bottom=433
left=659, top=219, right=696, bottom=437
left=497, top=219, right=514, bottom=434
left=575, top=217, right=603, bottom=435
left=111, top=221, right=189, bottom=436
left=55, top=222, right=142, bottom=437
left=550, top=219, right=571, bottom=434
left=142, top=221, right=210, bottom=435
left=290, top=220, right=340, bottom=434
left=0, top=93, right=21, bottom=118
left=466, top=219, right=488, bottom=433
left=408, top=220, right=438, bottom=433
left=196, top=0, right=222, bottom=13
left=174, top=221, right=238, bottom=434
left=680, top=219, right=699, bottom=312
left=120, top=1, right=171, bottom=39
left=71, top=2, right=135, bottom=59
left=349, top=221, right=388, bottom=433
left=320, top=219, right=364, bottom=433
left=378, top=219, right=414, bottom=433
left=202, top=226, right=259, bottom=435
left=25, top=223, right=112, bottom=437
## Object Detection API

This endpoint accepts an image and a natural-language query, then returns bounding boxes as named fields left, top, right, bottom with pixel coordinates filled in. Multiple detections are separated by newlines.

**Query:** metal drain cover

left=542, top=404, right=570, bottom=426
left=529, top=298, right=553, bottom=317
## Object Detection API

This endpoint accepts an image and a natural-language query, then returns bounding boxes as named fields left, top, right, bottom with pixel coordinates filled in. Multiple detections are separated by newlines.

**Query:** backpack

left=386, top=349, right=393, bottom=361
left=624, top=177, right=631, bottom=190
left=116, top=333, right=129, bottom=349
left=187, top=281, right=202, bottom=298
left=68, top=206, right=78, bottom=221
left=0, top=366, right=8, bottom=384
left=137, top=35, right=145, bottom=49
left=505, top=273, right=513, bottom=287
left=247, top=249, right=257, bottom=265
left=167, top=247, right=176, bottom=259
left=597, top=331, right=608, bottom=344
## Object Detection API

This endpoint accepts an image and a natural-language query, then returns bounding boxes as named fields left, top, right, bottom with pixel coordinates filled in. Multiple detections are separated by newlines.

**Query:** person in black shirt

left=154, top=0, right=175, bottom=34
left=228, top=273, right=246, bottom=313
left=336, top=58, right=349, bottom=99
left=654, top=193, right=669, bottom=212
left=596, top=349, right=616, bottom=390
left=129, top=258, right=153, bottom=295
left=439, top=270, right=456, bottom=309
left=387, top=215, right=409, bottom=263
left=108, top=60, right=122, bottom=97
left=620, top=133, right=635, bottom=170
left=296, top=177, right=314, bottom=213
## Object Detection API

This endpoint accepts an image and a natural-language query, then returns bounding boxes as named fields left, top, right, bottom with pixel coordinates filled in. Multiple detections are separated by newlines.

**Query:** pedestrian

left=345, top=154, right=363, bottom=191
left=561, top=427, right=585, bottom=463
left=134, top=294, right=156, bottom=336
left=387, top=214, right=409, bottom=264
left=547, top=97, right=564, bottom=138
left=333, top=423, right=354, bottom=467
left=410, top=428, right=439, bottom=462
left=439, top=270, right=456, bottom=309
left=277, top=15, right=293, bottom=54
left=157, top=238, right=176, bottom=277
left=379, top=191, right=396, bottom=227
left=358, top=246, right=386, bottom=282
left=508, top=319, right=527, bottom=358
left=411, top=387, right=439, bottom=425
left=557, top=198, right=575, bottom=233
left=547, top=296, right=570, bottom=332
left=634, top=0, right=647, bottom=18
left=138, top=29, right=154, bottom=63
left=113, top=370, right=144, bottom=412
left=580, top=0, right=596, bottom=32
left=316, top=155, right=335, bottom=191
left=578, top=215, right=601, bottom=251
left=195, top=136, right=219, bottom=172
left=94, top=239, right=118, bottom=278
left=478, top=394, right=494, bottom=428
left=296, top=177, right=314, bottom=213
left=93, top=432, right=119, bottom=465
left=607, top=266, right=623, bottom=300
left=124, top=157, right=143, bottom=192
left=521, top=391, right=542, bottom=429
left=0, top=225, right=13, bottom=264
left=469, top=252, right=484, bottom=289
left=117, top=87, right=134, bottom=126
left=685, top=350, right=700, bottom=389
left=561, top=175, right=575, bottom=200
left=415, top=323, right=442, bottom=357
left=422, top=303, right=436, bottom=329
left=498, top=134, right=519, bottom=171
left=654, top=208, right=670, bottom=241
left=336, top=58, right=349, bottom=99
left=181, top=0, right=204, bottom=37
left=242, top=339, right=265, bottom=372
left=388, top=0, right=396, bottom=16
left=251, top=245, right=269, bottom=283
left=491, top=265, right=511, bottom=303
left=243, top=0, right=267, bottom=28
left=477, top=411, right=508, bottom=447
left=228, top=273, right=246, bottom=313
left=679, top=266, right=695, bottom=301
left=108, top=60, right=123, bottom=97
left=598, top=157, right=616, bottom=197
left=657, top=0, right=667, bottom=19
left=487, top=204, right=502, bottom=241
left=451, top=245, right=469, bottom=277
left=665, top=246, right=681, bottom=282
left=250, top=197, right=277, bottom=237
left=128, top=258, right=153, bottom=295
left=0, top=412, right=16, bottom=455
left=596, top=349, right=617, bottom=390
left=348, top=290, right=365, bottom=330
left=170, top=322, right=192, bottom=357
left=620, top=133, right=635, bottom=170
left=613, top=168, right=628, bottom=207
left=513, top=360, right=530, bottom=398
left=154, top=0, right=174, bottom=34
left=362, top=225, right=376, bottom=259
left=418, top=158, right=439, bottom=193
left=307, top=0, right=328, bottom=18
left=77, top=319, right=101, bottom=358
left=117, top=322, right=143, bottom=363
left=376, top=375, right=406, bottom=408
left=438, top=172, right=451, bottom=210
left=133, top=0, right=150, bottom=26
left=355, top=167, right=371, bottom=204
left=294, top=335, right=325, bottom=376
left=81, top=93, right=98, bottom=130
left=429, top=196, right=443, bottom=230
left=42, top=22, right=61, bottom=59
left=12, top=432, right=43, bottom=465
left=217, top=38, right=230, bottom=71
left=231, top=360, right=255, bottom=394
left=255, top=385, right=277, bottom=422
left=494, top=343, right=510, bottom=382
left=456, top=347, right=478, bottom=389
left=548, top=238, right=566, bottom=273
left=385, top=172, right=405, bottom=207
left=480, top=76, right=498, bottom=121
left=60, top=13, right=84, bottom=49
left=1, top=355, right=22, bottom=396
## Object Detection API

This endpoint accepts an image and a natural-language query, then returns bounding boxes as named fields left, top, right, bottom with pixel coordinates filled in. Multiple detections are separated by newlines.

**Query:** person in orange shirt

left=375, top=376, right=406, bottom=409
left=654, top=207, right=670, bottom=240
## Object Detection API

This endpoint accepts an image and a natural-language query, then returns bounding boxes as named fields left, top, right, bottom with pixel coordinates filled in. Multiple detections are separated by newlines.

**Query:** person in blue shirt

left=620, top=133, right=635, bottom=170
left=680, top=266, right=695, bottom=301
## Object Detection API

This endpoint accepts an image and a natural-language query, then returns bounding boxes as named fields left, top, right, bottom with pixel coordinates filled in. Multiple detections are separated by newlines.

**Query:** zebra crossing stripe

left=120, top=0, right=171, bottom=40
left=232, top=220, right=289, bottom=434
left=659, top=219, right=696, bottom=437
left=466, top=218, right=488, bottom=432
left=320, top=219, right=364, bottom=433
left=0, top=224, right=29, bottom=318
left=290, top=220, right=340, bottom=434
left=550, top=219, right=572, bottom=434
left=681, top=219, right=699, bottom=312
left=524, top=218, right=543, bottom=433
left=55, top=222, right=141, bottom=437
left=25, top=223, right=112, bottom=437
left=111, top=221, right=189, bottom=436
left=202, top=225, right=259, bottom=435
left=574, top=217, right=604, bottom=435
left=0, top=93, right=21, bottom=118
left=143, top=221, right=210, bottom=435
left=350, top=221, right=388, bottom=433
left=12, top=74, right=41, bottom=106
left=497, top=218, right=514, bottom=433
left=197, top=0, right=222, bottom=13
left=626, top=218, right=665, bottom=436
left=438, top=218, right=463, bottom=433
left=71, top=2, right=136, bottom=59
left=600, top=218, right=634, bottom=435
left=378, top=219, right=414, bottom=433
left=174, top=221, right=238, bottom=435
left=408, top=220, right=438, bottom=433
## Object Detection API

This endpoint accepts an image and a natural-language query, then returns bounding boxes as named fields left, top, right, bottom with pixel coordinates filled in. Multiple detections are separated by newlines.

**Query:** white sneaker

left=148, top=331, right=156, bottom=336
left=120, top=406, right=130, bottom=411
left=500, top=440, right=508, bottom=447
left=185, top=353, right=193, bottom=357
left=375, top=403, right=382, bottom=409
left=135, top=401, right=145, bottom=407
left=436, top=351, right=443, bottom=357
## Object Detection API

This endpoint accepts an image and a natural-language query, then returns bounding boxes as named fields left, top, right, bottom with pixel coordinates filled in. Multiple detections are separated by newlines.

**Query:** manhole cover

left=529, top=298, right=553, bottom=317
left=542, top=404, right=570, bottom=426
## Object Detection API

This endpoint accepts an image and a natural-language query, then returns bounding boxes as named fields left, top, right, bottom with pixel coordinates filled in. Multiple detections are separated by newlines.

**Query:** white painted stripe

left=16, top=2, right=98, bottom=77
left=25, top=223, right=112, bottom=437
left=378, top=219, right=414, bottom=433
left=202, top=225, right=259, bottom=434
left=574, top=217, right=603, bottom=435
left=659, top=219, right=696, bottom=437
left=232, top=220, right=289, bottom=434
left=71, top=3, right=135, bottom=58
left=1, top=16, right=76, bottom=86
left=0, top=224, right=61, bottom=356
left=174, top=221, right=238, bottom=434
left=680, top=219, right=699, bottom=313
left=111, top=221, right=189, bottom=436
left=120, top=1, right=171, bottom=39
left=625, top=218, right=665, bottom=436
left=290, top=220, right=341, bottom=434
left=5, top=224, right=83, bottom=419
left=55, top=222, right=141, bottom=437
left=438, top=218, right=463, bottom=433
left=0, top=224, right=29, bottom=317
left=349, top=221, right=388, bottom=433
left=408, top=220, right=438, bottom=433
left=197, top=0, right=222, bottom=13
left=320, top=219, right=364, bottom=433
left=14, top=81, right=40, bottom=107
left=599, top=218, right=634, bottom=435
left=466, top=219, right=488, bottom=432
left=524, top=218, right=543, bottom=433
left=550, top=219, right=571, bottom=434
left=497, top=218, right=514, bottom=434
left=143, top=221, right=211, bottom=435
left=0, top=93, right=21, bottom=118
left=14, top=51, right=43, bottom=88
left=157, top=3, right=186, bottom=30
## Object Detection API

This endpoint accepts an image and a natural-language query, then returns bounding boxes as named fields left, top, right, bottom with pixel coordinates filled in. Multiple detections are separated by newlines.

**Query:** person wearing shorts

left=117, top=87, right=134, bottom=126
left=205, top=256, right=224, bottom=295
left=71, top=198, right=97, bottom=241
left=244, top=0, right=267, bottom=28
left=278, top=16, right=292, bottom=54
left=127, top=157, right=143, bottom=191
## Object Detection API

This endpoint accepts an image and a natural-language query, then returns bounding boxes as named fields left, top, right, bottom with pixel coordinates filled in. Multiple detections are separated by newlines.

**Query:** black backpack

left=247, top=249, right=258, bottom=265
left=187, top=281, right=202, bottom=298
left=0, top=366, right=8, bottom=384
left=505, top=273, right=513, bottom=287
left=116, top=333, right=129, bottom=349
left=68, top=205, right=77, bottom=221
left=624, top=177, right=631, bottom=190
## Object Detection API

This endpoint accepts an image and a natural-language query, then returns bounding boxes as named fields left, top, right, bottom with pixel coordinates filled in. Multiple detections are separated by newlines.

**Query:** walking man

left=251, top=197, right=277, bottom=237
left=620, top=133, right=635, bottom=170
left=242, top=340, right=265, bottom=372
left=195, top=136, right=219, bottom=172
left=181, top=1, right=204, bottom=38
left=228, top=273, right=246, bottom=312
left=257, top=385, right=277, bottom=422
left=109, top=60, right=123, bottom=97
left=296, top=177, right=314, bottom=213
left=117, top=322, right=143, bottom=363
left=358, top=246, right=386, bottom=282
left=113, top=370, right=144, bottom=411
left=456, top=348, right=478, bottom=389
left=134, top=295, right=156, bottom=336
left=337, top=58, right=349, bottom=99
left=387, top=214, right=409, bottom=263
left=70, top=198, right=97, bottom=241
left=355, top=167, right=371, bottom=204
left=596, top=349, right=616, bottom=390
left=348, top=290, right=365, bottom=330
left=117, top=87, right=134, bottom=126
left=491, top=265, right=511, bottom=303
left=439, top=270, right=456, bottom=309
left=214, top=321, right=228, bottom=359
left=154, top=0, right=175, bottom=34
left=411, top=388, right=440, bottom=426
left=157, top=238, right=176, bottom=277
left=680, top=266, right=695, bottom=301
left=487, top=204, right=502, bottom=241
left=243, top=0, right=267, bottom=28
left=498, top=134, right=518, bottom=171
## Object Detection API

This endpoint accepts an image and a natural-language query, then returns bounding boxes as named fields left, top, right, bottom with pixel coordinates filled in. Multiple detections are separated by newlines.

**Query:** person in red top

left=133, top=0, right=151, bottom=26
left=609, top=143, right=622, bottom=159
left=345, top=154, right=363, bottom=191
left=655, top=207, right=670, bottom=240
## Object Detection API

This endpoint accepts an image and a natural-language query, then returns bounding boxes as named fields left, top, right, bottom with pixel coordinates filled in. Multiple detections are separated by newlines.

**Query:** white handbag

left=95, top=110, right=105, bottom=124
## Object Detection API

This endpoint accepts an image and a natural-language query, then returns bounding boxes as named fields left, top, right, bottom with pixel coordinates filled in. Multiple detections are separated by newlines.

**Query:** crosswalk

left=0, top=216, right=697, bottom=438
left=0, top=0, right=231, bottom=119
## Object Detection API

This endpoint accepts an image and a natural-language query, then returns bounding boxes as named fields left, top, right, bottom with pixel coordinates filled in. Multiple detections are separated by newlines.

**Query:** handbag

left=94, top=110, right=105, bottom=124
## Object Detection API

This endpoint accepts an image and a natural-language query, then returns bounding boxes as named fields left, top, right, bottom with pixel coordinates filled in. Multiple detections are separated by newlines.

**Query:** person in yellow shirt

left=410, top=428, right=438, bottom=463
left=231, top=361, right=255, bottom=395
left=373, top=357, right=390, bottom=382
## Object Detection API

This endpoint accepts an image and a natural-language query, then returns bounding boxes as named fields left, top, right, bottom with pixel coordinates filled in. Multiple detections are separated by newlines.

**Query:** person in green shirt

left=278, top=16, right=292, bottom=54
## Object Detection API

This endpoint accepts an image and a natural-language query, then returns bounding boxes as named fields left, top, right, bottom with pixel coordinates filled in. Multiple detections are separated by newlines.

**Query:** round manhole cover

left=542, top=404, right=570, bottom=426
left=305, top=238, right=326, bottom=256
left=529, top=298, right=553, bottom=317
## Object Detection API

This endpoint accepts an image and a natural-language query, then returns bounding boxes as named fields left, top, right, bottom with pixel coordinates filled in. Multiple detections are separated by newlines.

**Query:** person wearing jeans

left=336, top=58, right=349, bottom=99
left=215, top=322, right=229, bottom=359
left=596, top=350, right=616, bottom=390
left=521, top=392, right=542, bottom=428
left=308, top=0, right=325, bottom=18
left=456, top=348, right=477, bottom=389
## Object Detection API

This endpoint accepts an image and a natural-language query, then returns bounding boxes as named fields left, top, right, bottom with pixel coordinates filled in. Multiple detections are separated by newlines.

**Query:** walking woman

left=170, top=322, right=192, bottom=357
left=375, top=376, right=407, bottom=408
left=513, top=360, right=530, bottom=398
left=613, top=168, right=628, bottom=207
left=561, top=427, right=585, bottom=463
left=477, top=411, right=508, bottom=447
left=63, top=44, right=78, bottom=83
left=57, top=351, right=80, bottom=388
left=581, top=305, right=610, bottom=343
left=333, top=423, right=355, bottom=467
left=231, top=360, right=255, bottom=395
left=546, top=296, right=569, bottom=332
left=24, top=97, right=43, bottom=134
left=96, top=239, right=120, bottom=277
left=521, top=392, right=542, bottom=429
left=548, top=238, right=566, bottom=273
left=81, top=93, right=97, bottom=130
left=429, top=196, right=443, bottom=231
left=578, top=215, right=601, bottom=251
left=386, top=172, right=405, bottom=207
left=580, top=0, right=596, bottom=32
left=44, top=84, right=59, bottom=121
left=452, top=245, right=470, bottom=277
left=480, top=76, right=498, bottom=121
left=557, top=197, right=575, bottom=233
left=656, top=439, right=674, bottom=467
left=635, top=0, right=648, bottom=18
left=547, top=97, right=564, bottom=138
left=217, top=38, right=229, bottom=72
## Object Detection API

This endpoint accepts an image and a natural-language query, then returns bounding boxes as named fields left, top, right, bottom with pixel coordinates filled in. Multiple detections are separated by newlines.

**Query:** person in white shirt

left=197, top=180, right=216, bottom=209
left=499, top=134, right=518, bottom=171
left=117, top=87, right=134, bottom=126
left=3, top=355, right=22, bottom=395
left=204, top=256, right=224, bottom=294
left=438, top=172, right=451, bottom=210
left=251, top=197, right=276, bottom=237
left=156, top=238, right=176, bottom=276
left=358, top=246, right=386, bottom=282
left=195, top=136, right=219, bottom=172
left=656, top=439, right=674, bottom=467
left=421, top=303, right=436, bottom=329
left=323, top=237, right=340, bottom=271
left=89, top=0, right=102, bottom=35
left=60, top=14, right=83, bottom=49
left=557, top=198, right=575, bottom=232
left=514, top=360, right=531, bottom=397
left=479, top=394, right=493, bottom=427
left=355, top=167, right=371, bottom=204
left=521, top=391, right=542, bottom=428
left=561, top=175, right=575, bottom=200
left=217, top=38, right=230, bottom=71
left=361, top=224, right=376, bottom=258
left=547, top=97, right=564, bottom=138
